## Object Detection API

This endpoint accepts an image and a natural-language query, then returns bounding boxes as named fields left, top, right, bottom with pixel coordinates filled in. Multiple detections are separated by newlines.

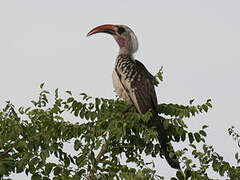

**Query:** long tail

left=150, top=113, right=180, bottom=169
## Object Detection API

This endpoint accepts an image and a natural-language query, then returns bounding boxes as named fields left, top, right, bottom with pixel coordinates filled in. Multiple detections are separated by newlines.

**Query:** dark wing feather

left=131, top=60, right=158, bottom=113
left=115, top=57, right=180, bottom=169
left=117, top=59, right=157, bottom=114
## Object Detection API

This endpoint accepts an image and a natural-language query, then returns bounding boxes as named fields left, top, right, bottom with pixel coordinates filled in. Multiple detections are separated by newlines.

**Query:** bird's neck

left=118, top=46, right=134, bottom=56
left=117, top=47, right=134, bottom=59
left=115, top=53, right=134, bottom=67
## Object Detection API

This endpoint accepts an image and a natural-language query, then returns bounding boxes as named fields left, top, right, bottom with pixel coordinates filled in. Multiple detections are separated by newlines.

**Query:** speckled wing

left=130, top=60, right=158, bottom=114
left=115, top=56, right=180, bottom=169
left=115, top=57, right=158, bottom=114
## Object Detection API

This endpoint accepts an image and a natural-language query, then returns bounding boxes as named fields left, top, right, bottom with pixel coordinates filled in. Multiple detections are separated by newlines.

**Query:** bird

left=87, top=24, right=180, bottom=169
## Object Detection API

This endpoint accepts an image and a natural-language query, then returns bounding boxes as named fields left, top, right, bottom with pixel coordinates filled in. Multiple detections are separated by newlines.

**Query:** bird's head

left=87, top=24, right=138, bottom=55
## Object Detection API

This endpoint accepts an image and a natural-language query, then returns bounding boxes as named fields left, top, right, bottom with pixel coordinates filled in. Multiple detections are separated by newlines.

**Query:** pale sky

left=1, top=0, right=240, bottom=179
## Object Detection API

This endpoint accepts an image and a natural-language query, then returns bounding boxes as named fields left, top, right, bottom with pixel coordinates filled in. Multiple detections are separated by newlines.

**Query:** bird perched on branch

left=87, top=24, right=180, bottom=169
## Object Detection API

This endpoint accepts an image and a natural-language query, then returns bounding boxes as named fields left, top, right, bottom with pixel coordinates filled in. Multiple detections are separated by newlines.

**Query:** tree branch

left=87, top=107, right=131, bottom=179
left=0, top=138, right=21, bottom=159
left=87, top=136, right=111, bottom=180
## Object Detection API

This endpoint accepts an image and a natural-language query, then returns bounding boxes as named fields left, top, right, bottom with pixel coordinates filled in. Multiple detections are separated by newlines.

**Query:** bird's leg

left=122, top=104, right=134, bottom=114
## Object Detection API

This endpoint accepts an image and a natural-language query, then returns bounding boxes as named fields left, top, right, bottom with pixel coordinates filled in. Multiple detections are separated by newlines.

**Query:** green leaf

left=189, top=144, right=196, bottom=149
left=199, top=130, right=207, bottom=137
left=40, top=150, right=49, bottom=161
left=235, top=152, right=239, bottom=160
left=177, top=118, right=185, bottom=127
left=176, top=170, right=185, bottom=180
left=74, top=139, right=82, bottom=151
left=0, top=84, right=217, bottom=179
left=43, top=177, right=50, bottom=180
left=184, top=168, right=191, bottom=178
left=181, top=132, right=186, bottom=141
left=79, top=110, right=85, bottom=119
left=202, top=125, right=208, bottom=129
left=202, top=104, right=208, bottom=112
left=206, top=99, right=212, bottom=106
left=194, top=133, right=201, bottom=143
left=66, top=90, right=72, bottom=96
left=163, top=119, right=169, bottom=129
left=78, top=169, right=86, bottom=176
left=64, top=156, right=70, bottom=167
left=44, top=163, right=54, bottom=176
left=53, top=166, right=62, bottom=176
left=212, top=160, right=220, bottom=171
left=188, top=133, right=194, bottom=144
left=206, top=100, right=212, bottom=108
left=31, top=173, right=41, bottom=180
left=40, top=83, right=45, bottom=89
left=219, top=164, right=226, bottom=176
left=55, top=88, right=59, bottom=98
left=67, top=97, right=74, bottom=103
left=189, top=99, right=195, bottom=104
left=155, top=144, right=161, bottom=154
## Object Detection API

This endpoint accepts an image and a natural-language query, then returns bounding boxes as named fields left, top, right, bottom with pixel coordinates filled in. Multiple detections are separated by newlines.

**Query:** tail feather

left=163, top=144, right=180, bottom=169
left=150, top=114, right=180, bottom=169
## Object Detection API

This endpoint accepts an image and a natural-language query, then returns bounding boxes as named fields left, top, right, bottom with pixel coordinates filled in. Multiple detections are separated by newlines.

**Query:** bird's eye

left=118, top=27, right=125, bottom=34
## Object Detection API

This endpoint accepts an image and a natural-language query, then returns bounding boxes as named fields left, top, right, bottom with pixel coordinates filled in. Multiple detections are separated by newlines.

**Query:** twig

left=87, top=106, right=131, bottom=179
left=96, top=142, right=107, bottom=162
left=0, top=138, right=21, bottom=159
left=87, top=136, right=111, bottom=180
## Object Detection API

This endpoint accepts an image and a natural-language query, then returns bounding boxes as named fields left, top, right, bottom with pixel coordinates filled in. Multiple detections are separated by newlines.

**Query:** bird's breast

left=112, top=69, right=132, bottom=104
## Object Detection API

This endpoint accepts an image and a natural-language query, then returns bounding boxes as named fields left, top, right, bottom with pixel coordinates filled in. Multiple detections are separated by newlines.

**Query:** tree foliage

left=0, top=71, right=239, bottom=180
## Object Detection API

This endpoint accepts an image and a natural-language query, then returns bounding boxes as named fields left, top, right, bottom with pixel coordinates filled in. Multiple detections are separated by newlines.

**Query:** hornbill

left=87, top=24, right=180, bottom=169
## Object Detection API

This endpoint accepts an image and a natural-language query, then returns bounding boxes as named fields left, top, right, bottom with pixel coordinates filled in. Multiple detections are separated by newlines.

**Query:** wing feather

left=115, top=57, right=180, bottom=169
left=116, top=59, right=158, bottom=114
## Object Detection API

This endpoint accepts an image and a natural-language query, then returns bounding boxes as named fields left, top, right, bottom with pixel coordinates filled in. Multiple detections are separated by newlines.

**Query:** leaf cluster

left=0, top=80, right=239, bottom=179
